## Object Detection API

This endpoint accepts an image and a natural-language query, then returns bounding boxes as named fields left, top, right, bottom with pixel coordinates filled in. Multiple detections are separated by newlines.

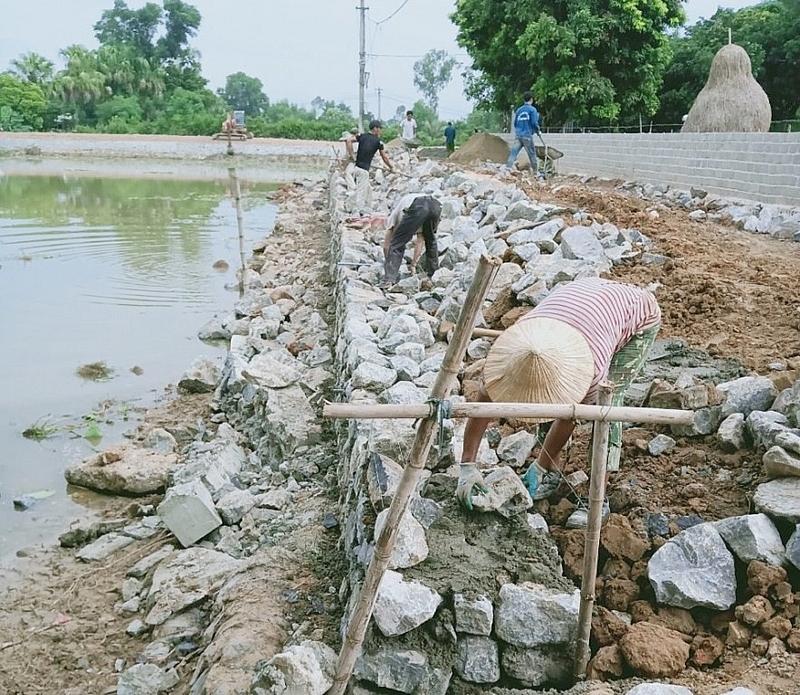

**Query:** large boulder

left=65, top=446, right=178, bottom=495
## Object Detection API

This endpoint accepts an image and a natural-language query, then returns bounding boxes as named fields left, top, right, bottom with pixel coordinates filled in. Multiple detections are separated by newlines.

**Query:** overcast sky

left=0, top=0, right=763, bottom=120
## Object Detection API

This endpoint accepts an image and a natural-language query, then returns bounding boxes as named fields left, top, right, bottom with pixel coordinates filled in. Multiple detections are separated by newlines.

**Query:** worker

left=222, top=112, right=236, bottom=134
left=444, top=122, right=456, bottom=153
left=345, top=120, right=393, bottom=214
left=381, top=194, right=441, bottom=288
left=456, top=277, right=661, bottom=528
left=507, top=91, right=544, bottom=178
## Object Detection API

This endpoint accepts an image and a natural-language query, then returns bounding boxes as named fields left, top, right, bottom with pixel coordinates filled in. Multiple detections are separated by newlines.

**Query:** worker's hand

left=456, top=463, right=489, bottom=511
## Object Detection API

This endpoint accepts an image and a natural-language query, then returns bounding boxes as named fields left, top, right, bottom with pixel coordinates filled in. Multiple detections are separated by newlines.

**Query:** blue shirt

left=513, top=103, right=540, bottom=137
left=444, top=125, right=456, bottom=143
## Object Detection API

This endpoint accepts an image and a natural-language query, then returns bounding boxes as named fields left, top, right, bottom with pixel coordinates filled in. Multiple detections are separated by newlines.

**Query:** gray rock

left=127, top=545, right=175, bottom=579
left=718, top=376, right=777, bottom=417
left=507, top=218, right=564, bottom=246
left=717, top=413, right=746, bottom=452
left=409, top=496, right=443, bottom=529
left=494, top=583, right=580, bottom=648
left=753, top=478, right=800, bottom=523
left=215, top=489, right=256, bottom=526
left=466, top=338, right=492, bottom=360
left=157, top=479, right=222, bottom=547
left=390, top=355, right=421, bottom=381
left=454, top=635, right=499, bottom=684
left=715, top=513, right=785, bottom=566
left=454, top=594, right=493, bottom=636
left=471, top=466, right=532, bottom=518
left=373, top=570, right=442, bottom=637
left=559, top=226, right=605, bottom=261
left=670, top=406, right=722, bottom=438
left=354, top=649, right=429, bottom=694
left=379, top=381, right=427, bottom=405
left=346, top=339, right=390, bottom=372
left=125, top=619, right=147, bottom=637
left=718, top=689, right=758, bottom=695
left=117, top=664, right=179, bottom=695
left=763, top=445, right=800, bottom=479
left=351, top=362, right=397, bottom=392
left=746, top=410, right=790, bottom=450
left=500, top=645, right=572, bottom=688
left=503, top=201, right=545, bottom=224
left=374, top=508, right=429, bottom=569
left=771, top=381, right=800, bottom=427
left=451, top=217, right=483, bottom=245
left=513, top=243, right=541, bottom=262
left=786, top=525, right=800, bottom=571
left=65, top=447, right=179, bottom=496
left=624, top=685, right=693, bottom=695
left=486, top=263, right=524, bottom=302
left=178, top=357, right=221, bottom=394
left=394, top=342, right=426, bottom=364
left=243, top=353, right=302, bottom=388
left=648, top=522, right=736, bottom=610
left=145, top=548, right=243, bottom=626
left=76, top=533, right=136, bottom=562
left=143, top=428, right=177, bottom=454
left=251, top=640, right=336, bottom=695
left=496, top=431, right=537, bottom=467
left=527, top=513, right=549, bottom=532
left=774, top=429, right=800, bottom=456
left=648, top=434, right=676, bottom=456
left=517, top=278, right=549, bottom=306
left=198, top=315, right=232, bottom=341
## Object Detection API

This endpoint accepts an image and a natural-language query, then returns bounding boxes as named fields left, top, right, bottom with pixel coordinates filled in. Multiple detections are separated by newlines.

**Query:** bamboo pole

left=574, top=382, right=613, bottom=678
left=327, top=254, right=502, bottom=695
left=228, top=167, right=247, bottom=297
left=471, top=327, right=502, bottom=339
left=322, top=401, right=694, bottom=426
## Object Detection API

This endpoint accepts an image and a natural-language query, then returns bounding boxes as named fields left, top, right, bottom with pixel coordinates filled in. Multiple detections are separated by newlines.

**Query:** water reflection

left=0, top=175, right=277, bottom=560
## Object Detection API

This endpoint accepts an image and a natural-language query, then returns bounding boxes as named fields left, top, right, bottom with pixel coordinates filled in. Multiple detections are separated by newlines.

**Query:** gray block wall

left=502, top=132, right=800, bottom=206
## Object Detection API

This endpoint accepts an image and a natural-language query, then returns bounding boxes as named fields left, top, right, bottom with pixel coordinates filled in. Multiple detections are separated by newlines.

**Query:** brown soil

left=2, top=169, right=800, bottom=695
left=449, top=132, right=510, bottom=165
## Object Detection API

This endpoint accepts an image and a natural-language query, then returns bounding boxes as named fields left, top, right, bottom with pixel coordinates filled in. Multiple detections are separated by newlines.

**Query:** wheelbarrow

left=535, top=135, right=563, bottom=176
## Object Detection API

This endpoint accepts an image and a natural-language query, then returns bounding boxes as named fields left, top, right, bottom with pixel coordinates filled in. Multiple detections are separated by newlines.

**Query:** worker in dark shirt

left=381, top=194, right=441, bottom=288
left=345, top=120, right=393, bottom=213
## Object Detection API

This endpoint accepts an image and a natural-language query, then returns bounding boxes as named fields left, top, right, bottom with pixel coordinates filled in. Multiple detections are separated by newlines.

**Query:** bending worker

left=456, top=277, right=661, bottom=528
left=382, top=194, right=441, bottom=287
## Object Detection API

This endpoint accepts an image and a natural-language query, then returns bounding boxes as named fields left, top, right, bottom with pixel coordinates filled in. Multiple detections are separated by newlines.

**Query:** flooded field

left=0, top=173, right=279, bottom=560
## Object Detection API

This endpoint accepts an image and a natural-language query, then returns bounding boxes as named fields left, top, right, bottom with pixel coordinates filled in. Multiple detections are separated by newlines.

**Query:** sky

left=0, top=0, right=765, bottom=121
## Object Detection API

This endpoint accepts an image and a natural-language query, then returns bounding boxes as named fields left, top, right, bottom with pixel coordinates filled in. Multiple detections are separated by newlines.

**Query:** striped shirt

left=519, top=278, right=661, bottom=402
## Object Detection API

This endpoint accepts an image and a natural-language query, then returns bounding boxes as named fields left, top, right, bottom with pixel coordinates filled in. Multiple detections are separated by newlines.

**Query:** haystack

left=682, top=43, right=771, bottom=133
left=448, top=132, right=509, bottom=164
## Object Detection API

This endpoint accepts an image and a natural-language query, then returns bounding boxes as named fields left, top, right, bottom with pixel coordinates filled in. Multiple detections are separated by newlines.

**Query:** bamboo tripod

left=323, top=255, right=693, bottom=692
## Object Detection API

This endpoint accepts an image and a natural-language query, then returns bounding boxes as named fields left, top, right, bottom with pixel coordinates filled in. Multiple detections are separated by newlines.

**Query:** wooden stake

left=228, top=167, right=247, bottom=297
left=327, top=254, right=501, bottom=695
left=322, top=401, right=694, bottom=427
left=574, top=382, right=613, bottom=678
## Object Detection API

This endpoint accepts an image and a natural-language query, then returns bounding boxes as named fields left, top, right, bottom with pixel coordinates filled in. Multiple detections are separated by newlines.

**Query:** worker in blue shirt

left=507, top=91, right=544, bottom=178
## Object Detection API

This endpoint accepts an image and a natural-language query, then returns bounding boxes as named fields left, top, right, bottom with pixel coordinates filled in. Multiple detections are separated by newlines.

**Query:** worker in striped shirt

left=456, top=277, right=661, bottom=528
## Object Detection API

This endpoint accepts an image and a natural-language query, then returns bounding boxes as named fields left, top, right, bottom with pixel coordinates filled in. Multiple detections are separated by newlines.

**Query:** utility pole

left=358, top=0, right=367, bottom=131
left=376, top=87, right=382, bottom=120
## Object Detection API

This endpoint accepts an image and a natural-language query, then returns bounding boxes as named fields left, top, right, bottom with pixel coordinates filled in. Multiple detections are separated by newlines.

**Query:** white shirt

left=386, top=194, right=421, bottom=229
left=401, top=118, right=417, bottom=141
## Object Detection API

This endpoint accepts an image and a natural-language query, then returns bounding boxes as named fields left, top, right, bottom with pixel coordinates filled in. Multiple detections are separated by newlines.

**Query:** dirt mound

left=449, top=132, right=509, bottom=164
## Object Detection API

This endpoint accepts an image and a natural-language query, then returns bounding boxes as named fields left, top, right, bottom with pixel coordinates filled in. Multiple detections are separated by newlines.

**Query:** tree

left=413, top=49, right=457, bottom=113
left=218, top=72, right=269, bottom=115
left=94, top=0, right=162, bottom=60
left=452, top=0, right=684, bottom=125
left=51, top=46, right=106, bottom=113
left=9, top=52, right=55, bottom=86
left=0, top=74, right=47, bottom=129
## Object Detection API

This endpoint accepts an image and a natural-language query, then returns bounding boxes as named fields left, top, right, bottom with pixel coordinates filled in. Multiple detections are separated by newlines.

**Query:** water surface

left=0, top=175, right=277, bottom=560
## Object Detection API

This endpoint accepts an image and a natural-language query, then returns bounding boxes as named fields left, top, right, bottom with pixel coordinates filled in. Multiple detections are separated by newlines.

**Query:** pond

left=0, top=174, right=278, bottom=562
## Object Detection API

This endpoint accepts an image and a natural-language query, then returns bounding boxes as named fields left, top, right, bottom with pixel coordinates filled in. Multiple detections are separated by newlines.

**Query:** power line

left=373, top=0, right=412, bottom=25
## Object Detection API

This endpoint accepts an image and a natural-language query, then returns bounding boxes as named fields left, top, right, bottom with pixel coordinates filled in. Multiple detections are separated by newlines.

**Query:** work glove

left=456, top=463, right=489, bottom=511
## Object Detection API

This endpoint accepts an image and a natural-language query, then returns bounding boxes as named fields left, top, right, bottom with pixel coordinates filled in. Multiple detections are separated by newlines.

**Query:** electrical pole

left=358, top=0, right=367, bottom=131
left=376, top=87, right=382, bottom=120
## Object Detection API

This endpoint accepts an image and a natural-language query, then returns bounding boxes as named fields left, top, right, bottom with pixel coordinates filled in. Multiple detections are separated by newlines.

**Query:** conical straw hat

left=483, top=317, right=594, bottom=419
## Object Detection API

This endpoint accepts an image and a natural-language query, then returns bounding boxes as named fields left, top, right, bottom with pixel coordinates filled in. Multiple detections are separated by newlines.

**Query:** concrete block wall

left=502, top=132, right=800, bottom=206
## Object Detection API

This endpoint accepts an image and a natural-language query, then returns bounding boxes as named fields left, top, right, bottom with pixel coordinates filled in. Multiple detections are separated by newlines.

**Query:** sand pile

left=449, top=132, right=509, bottom=164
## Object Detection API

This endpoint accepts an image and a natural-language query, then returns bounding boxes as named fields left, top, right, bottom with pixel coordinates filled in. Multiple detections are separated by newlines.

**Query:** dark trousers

left=384, top=196, right=441, bottom=283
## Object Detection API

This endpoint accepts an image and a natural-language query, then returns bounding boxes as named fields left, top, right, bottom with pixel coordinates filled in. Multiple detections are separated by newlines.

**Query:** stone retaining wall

left=499, top=132, right=800, bottom=207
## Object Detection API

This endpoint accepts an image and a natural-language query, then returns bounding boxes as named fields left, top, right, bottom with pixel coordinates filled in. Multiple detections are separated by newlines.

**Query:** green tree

left=94, top=0, right=163, bottom=60
left=452, top=0, right=684, bottom=126
left=51, top=45, right=106, bottom=117
left=0, top=75, right=46, bottom=129
left=9, top=52, right=55, bottom=87
left=218, top=72, right=269, bottom=115
left=413, top=49, right=457, bottom=113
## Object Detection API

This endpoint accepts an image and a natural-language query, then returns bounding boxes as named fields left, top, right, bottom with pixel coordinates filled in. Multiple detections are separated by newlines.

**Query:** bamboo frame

left=327, top=254, right=502, bottom=695
left=574, top=382, right=613, bottom=677
left=228, top=167, right=247, bottom=297
left=322, top=401, right=694, bottom=426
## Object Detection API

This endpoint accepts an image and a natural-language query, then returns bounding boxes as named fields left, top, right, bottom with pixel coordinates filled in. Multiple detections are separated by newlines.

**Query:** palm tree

left=51, top=45, right=106, bottom=107
left=10, top=52, right=55, bottom=86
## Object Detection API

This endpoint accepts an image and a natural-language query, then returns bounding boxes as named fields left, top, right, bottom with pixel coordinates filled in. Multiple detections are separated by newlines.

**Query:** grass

left=76, top=361, right=115, bottom=381
left=22, top=418, right=60, bottom=441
